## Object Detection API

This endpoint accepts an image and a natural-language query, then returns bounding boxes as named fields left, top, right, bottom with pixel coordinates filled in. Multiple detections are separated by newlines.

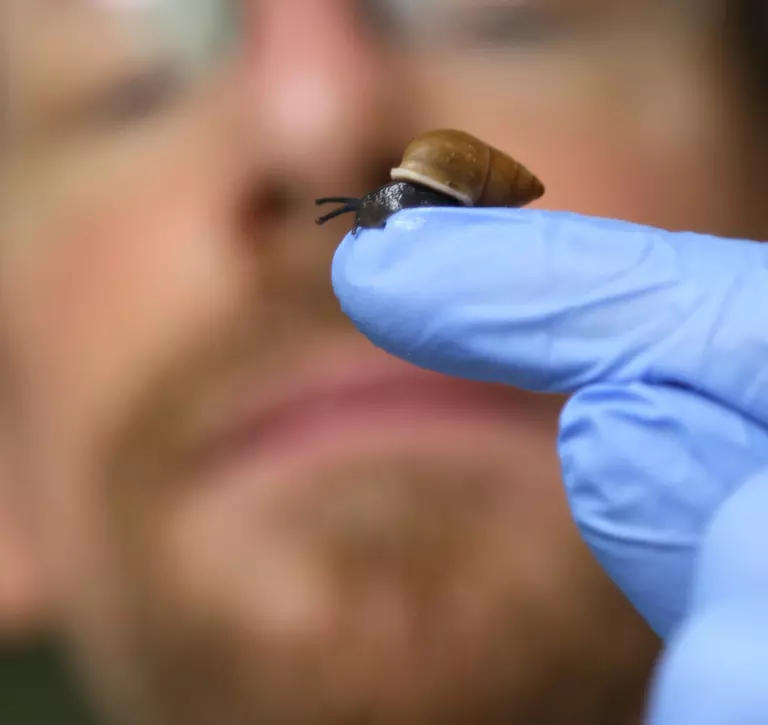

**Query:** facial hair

left=107, top=452, right=652, bottom=725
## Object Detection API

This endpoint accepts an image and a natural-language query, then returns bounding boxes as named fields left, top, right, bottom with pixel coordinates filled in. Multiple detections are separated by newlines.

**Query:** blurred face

left=2, top=1, right=764, bottom=724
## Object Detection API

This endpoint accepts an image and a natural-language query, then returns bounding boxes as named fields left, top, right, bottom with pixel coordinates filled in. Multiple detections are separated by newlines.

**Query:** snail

left=315, top=129, right=544, bottom=233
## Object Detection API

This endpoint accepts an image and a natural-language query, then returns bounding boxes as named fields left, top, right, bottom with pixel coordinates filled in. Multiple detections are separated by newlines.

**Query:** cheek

left=0, top=93, right=253, bottom=619
left=412, top=55, right=745, bottom=234
left=2, top=141, right=248, bottom=472
left=0, top=183, right=228, bottom=621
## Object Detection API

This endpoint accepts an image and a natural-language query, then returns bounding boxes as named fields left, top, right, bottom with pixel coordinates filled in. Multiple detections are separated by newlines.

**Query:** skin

left=1, top=1, right=765, bottom=724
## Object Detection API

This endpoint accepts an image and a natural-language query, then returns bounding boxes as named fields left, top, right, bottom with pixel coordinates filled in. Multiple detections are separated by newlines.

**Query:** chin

left=101, top=443, right=657, bottom=725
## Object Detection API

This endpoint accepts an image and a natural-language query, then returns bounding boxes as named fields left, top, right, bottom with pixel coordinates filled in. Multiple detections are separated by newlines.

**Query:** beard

left=101, top=451, right=654, bottom=725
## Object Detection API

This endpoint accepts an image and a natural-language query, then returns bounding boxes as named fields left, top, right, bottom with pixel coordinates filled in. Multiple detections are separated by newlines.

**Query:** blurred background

left=2, top=1, right=767, bottom=724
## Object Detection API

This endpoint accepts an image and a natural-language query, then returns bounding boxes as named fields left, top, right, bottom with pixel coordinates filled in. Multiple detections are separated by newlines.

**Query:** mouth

left=181, top=341, right=560, bottom=486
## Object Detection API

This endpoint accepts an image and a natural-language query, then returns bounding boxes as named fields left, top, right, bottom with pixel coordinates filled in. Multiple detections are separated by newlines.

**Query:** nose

left=244, top=0, right=405, bottom=194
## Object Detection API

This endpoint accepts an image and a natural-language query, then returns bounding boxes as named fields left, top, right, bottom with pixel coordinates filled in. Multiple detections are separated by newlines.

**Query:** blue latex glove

left=330, top=207, right=768, bottom=724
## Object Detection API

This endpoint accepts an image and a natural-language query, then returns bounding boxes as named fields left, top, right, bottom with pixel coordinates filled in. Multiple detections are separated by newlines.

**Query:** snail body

left=316, top=129, right=544, bottom=233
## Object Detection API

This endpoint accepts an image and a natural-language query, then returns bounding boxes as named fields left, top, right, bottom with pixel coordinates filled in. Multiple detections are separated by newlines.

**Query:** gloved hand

left=330, top=206, right=768, bottom=724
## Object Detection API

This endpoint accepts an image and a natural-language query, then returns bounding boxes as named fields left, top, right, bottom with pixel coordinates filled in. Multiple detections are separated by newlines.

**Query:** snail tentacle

left=314, top=198, right=361, bottom=225
left=315, top=197, right=360, bottom=205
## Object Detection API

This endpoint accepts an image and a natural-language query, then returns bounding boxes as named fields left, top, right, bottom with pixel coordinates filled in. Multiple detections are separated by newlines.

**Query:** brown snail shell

left=315, top=129, right=544, bottom=233
left=389, top=129, right=544, bottom=208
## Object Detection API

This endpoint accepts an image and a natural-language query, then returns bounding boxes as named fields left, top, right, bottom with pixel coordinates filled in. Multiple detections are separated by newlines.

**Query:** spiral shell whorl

left=390, top=129, right=544, bottom=208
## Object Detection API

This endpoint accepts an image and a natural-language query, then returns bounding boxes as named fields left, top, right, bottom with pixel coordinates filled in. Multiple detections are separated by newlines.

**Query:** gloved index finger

left=331, top=206, right=768, bottom=424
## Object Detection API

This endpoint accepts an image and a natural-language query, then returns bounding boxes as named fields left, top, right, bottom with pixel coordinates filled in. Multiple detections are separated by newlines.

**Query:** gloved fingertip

left=330, top=206, right=546, bottom=381
left=331, top=206, right=655, bottom=387
left=330, top=211, right=434, bottom=357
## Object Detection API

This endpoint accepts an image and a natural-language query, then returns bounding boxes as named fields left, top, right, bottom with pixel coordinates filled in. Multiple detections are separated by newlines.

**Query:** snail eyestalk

left=315, top=197, right=361, bottom=225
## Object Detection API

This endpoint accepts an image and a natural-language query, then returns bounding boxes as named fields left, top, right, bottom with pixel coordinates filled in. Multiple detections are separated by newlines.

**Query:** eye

left=357, top=0, right=594, bottom=47
left=84, top=0, right=244, bottom=129
left=456, top=5, right=586, bottom=44
left=356, top=0, right=407, bottom=38
left=87, top=64, right=183, bottom=129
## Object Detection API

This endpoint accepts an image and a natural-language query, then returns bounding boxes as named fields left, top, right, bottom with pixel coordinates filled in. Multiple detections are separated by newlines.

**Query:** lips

left=186, top=342, right=544, bottom=479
